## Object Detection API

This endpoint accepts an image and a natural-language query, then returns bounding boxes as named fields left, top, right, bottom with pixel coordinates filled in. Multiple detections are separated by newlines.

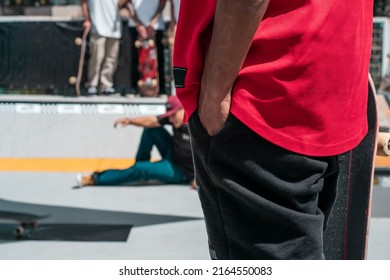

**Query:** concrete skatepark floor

left=0, top=95, right=389, bottom=260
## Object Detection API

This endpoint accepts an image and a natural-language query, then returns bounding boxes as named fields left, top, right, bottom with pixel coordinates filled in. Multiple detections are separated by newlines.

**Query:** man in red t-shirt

left=173, top=0, right=373, bottom=259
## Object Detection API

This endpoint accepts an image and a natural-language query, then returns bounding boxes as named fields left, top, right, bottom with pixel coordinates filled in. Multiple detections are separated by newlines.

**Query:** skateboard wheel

left=69, top=76, right=77, bottom=85
left=378, top=132, right=390, bottom=156
left=74, top=37, right=82, bottom=46
left=137, top=80, right=144, bottom=87
left=135, top=40, right=142, bottom=48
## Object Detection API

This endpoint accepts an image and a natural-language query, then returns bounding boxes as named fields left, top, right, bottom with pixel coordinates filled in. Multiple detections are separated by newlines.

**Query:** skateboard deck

left=75, top=26, right=90, bottom=96
left=0, top=211, right=50, bottom=239
left=379, top=53, right=390, bottom=93
left=162, top=28, right=175, bottom=95
left=323, top=77, right=378, bottom=259
left=135, top=38, right=159, bottom=97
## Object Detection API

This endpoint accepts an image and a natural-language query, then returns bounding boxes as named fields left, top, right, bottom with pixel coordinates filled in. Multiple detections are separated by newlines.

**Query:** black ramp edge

left=26, top=224, right=132, bottom=242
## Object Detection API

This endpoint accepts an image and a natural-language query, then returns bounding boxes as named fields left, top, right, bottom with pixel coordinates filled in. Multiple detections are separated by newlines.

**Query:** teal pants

left=94, top=127, right=188, bottom=185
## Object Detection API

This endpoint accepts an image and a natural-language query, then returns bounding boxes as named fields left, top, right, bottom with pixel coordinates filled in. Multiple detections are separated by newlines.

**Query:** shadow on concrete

left=0, top=198, right=201, bottom=243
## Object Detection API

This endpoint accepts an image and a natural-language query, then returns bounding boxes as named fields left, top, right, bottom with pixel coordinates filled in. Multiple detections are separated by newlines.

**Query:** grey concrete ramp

left=0, top=94, right=209, bottom=259
left=0, top=172, right=208, bottom=260
left=0, top=94, right=167, bottom=159
left=0, top=94, right=389, bottom=259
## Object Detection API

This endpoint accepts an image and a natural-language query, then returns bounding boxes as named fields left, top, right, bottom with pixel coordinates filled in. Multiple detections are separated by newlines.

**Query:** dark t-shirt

left=158, top=117, right=194, bottom=181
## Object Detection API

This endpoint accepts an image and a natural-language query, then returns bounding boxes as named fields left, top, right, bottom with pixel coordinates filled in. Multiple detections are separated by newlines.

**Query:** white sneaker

left=102, top=87, right=116, bottom=95
left=75, top=173, right=94, bottom=187
left=87, top=86, right=98, bottom=95
left=75, top=174, right=83, bottom=187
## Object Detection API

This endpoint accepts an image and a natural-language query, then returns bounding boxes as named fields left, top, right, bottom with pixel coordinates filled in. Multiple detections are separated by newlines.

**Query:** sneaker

left=76, top=174, right=94, bottom=187
left=87, top=86, right=98, bottom=95
left=102, top=87, right=116, bottom=95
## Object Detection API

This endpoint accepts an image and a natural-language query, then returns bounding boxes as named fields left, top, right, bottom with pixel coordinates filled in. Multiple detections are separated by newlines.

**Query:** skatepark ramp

left=0, top=94, right=167, bottom=172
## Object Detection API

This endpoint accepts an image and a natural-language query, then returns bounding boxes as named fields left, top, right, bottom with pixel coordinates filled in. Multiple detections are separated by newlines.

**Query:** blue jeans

left=94, top=127, right=188, bottom=185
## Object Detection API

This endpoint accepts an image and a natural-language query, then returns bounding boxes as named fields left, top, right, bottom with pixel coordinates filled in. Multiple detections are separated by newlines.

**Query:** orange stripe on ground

left=375, top=156, right=390, bottom=168
left=2, top=157, right=390, bottom=172
left=0, top=158, right=138, bottom=172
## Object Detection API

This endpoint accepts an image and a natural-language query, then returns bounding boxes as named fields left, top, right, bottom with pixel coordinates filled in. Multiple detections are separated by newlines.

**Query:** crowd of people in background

left=80, top=0, right=179, bottom=97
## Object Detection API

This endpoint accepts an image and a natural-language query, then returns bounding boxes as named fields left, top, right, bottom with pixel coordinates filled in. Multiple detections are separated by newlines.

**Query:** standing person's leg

left=93, top=160, right=188, bottom=185
left=87, top=34, right=106, bottom=93
left=100, top=37, right=120, bottom=93
left=135, top=127, right=173, bottom=162
left=188, top=112, right=339, bottom=260
left=129, top=27, right=139, bottom=93
left=155, top=30, right=166, bottom=95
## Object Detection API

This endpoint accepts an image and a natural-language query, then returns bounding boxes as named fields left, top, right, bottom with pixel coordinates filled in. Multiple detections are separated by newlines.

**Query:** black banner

left=0, top=20, right=132, bottom=96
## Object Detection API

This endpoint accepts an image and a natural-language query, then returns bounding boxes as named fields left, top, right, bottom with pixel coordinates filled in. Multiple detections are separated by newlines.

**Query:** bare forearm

left=198, top=0, right=269, bottom=136
left=118, top=116, right=160, bottom=128
left=169, top=0, right=176, bottom=23
left=150, top=1, right=166, bottom=27
left=127, top=1, right=143, bottom=25
left=80, top=0, right=90, bottom=21
left=118, top=0, right=128, bottom=9
left=202, top=0, right=269, bottom=101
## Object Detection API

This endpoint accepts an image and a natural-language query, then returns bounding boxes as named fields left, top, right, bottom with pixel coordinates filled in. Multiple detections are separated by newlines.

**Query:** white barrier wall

left=0, top=95, right=166, bottom=158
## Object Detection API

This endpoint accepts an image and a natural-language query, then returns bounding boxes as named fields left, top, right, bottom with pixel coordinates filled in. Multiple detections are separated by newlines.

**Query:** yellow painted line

left=0, top=158, right=138, bottom=172
left=2, top=156, right=390, bottom=172
left=375, top=156, right=390, bottom=169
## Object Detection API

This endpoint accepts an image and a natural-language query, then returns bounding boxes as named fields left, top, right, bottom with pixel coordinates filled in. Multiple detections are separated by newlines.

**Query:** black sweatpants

left=188, top=112, right=339, bottom=260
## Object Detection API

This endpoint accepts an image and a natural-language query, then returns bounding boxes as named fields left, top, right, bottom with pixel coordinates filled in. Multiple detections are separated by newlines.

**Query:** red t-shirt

left=173, top=1, right=373, bottom=156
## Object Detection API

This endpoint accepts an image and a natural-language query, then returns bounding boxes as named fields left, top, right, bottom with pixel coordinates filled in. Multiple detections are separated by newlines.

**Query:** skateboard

left=135, top=38, right=159, bottom=97
left=0, top=210, right=50, bottom=239
left=74, top=26, right=91, bottom=96
left=162, top=28, right=175, bottom=95
left=323, top=76, right=378, bottom=259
